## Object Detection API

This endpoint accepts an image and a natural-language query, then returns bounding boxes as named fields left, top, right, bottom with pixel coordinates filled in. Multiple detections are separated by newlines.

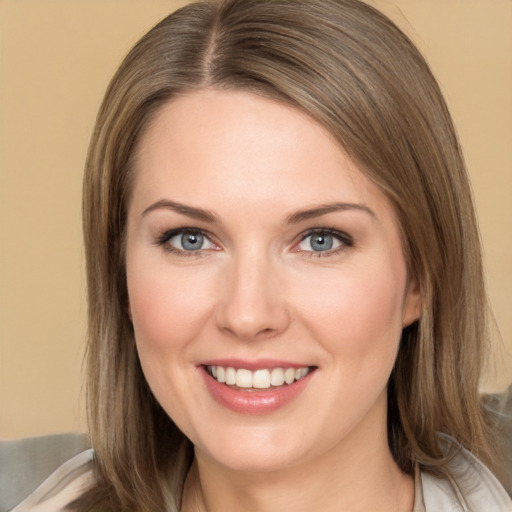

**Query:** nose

left=215, top=251, right=290, bottom=341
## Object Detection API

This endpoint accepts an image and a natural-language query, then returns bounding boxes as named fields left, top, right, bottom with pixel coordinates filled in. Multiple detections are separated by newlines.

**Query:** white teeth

left=236, top=369, right=253, bottom=388
left=270, top=368, right=285, bottom=386
left=253, top=369, right=270, bottom=389
left=284, top=368, right=295, bottom=384
left=216, top=366, right=226, bottom=383
left=225, top=367, right=236, bottom=385
left=208, top=365, right=311, bottom=389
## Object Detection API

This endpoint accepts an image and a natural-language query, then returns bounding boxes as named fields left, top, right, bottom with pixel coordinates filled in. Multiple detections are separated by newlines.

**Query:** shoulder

left=0, top=433, right=95, bottom=512
left=421, top=444, right=512, bottom=511
left=9, top=449, right=94, bottom=512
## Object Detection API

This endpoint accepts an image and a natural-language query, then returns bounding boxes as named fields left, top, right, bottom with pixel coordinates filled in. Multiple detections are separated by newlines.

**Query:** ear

left=402, top=278, right=422, bottom=327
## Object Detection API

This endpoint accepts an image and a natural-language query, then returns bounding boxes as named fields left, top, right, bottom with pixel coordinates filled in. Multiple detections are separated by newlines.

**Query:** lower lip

left=201, top=367, right=313, bottom=415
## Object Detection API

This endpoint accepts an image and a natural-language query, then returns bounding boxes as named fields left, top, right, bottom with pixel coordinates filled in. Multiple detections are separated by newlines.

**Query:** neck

left=181, top=407, right=414, bottom=512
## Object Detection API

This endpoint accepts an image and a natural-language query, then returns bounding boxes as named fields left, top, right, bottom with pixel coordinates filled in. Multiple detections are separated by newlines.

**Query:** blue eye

left=178, top=231, right=204, bottom=251
left=297, top=230, right=351, bottom=254
left=308, top=233, right=334, bottom=251
left=158, top=229, right=216, bottom=253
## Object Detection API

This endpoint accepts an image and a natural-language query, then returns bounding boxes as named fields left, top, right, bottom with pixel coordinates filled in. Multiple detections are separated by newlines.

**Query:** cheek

left=126, top=257, right=216, bottom=360
left=126, top=257, right=217, bottom=432
left=293, top=258, right=407, bottom=363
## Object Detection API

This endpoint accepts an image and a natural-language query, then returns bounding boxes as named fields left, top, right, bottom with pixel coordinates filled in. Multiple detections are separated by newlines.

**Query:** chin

left=202, top=445, right=306, bottom=474
left=193, top=423, right=313, bottom=473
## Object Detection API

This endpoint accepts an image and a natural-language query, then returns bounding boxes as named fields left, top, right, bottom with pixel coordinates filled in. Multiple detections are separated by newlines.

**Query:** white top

left=10, top=447, right=512, bottom=512
left=10, top=449, right=94, bottom=512
left=419, top=447, right=512, bottom=511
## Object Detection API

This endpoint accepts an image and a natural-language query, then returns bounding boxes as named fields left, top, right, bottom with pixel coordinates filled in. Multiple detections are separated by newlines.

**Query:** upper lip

left=200, top=359, right=314, bottom=371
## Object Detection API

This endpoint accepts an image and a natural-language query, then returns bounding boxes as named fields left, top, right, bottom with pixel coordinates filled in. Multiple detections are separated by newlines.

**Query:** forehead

left=130, top=89, right=393, bottom=221
left=135, top=89, right=343, bottom=175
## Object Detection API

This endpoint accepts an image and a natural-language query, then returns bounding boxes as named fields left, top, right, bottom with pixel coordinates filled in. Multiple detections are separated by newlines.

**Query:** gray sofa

left=0, top=432, right=90, bottom=511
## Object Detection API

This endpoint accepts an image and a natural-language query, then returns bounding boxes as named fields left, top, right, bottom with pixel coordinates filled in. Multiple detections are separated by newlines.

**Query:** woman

left=12, top=0, right=512, bottom=510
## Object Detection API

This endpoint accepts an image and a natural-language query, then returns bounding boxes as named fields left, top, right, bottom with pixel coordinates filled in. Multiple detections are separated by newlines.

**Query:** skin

left=125, top=89, right=421, bottom=512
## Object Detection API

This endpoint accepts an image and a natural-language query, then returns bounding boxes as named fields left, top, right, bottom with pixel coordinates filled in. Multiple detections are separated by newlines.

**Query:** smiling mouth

left=205, top=365, right=315, bottom=390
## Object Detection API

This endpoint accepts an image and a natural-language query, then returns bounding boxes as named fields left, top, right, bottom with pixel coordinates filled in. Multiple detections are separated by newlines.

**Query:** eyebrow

left=141, top=199, right=376, bottom=225
left=141, top=199, right=218, bottom=223
left=285, top=203, right=377, bottom=224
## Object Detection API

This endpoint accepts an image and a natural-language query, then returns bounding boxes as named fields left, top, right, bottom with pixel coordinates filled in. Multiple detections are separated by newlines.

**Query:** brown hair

left=79, top=0, right=498, bottom=510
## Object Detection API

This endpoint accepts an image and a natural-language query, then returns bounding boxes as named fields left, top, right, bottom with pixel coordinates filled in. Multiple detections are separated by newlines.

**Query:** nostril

left=214, top=280, right=291, bottom=340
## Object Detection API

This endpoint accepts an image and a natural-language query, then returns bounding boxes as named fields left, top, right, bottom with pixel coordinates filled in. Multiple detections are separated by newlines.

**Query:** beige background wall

left=1, top=0, right=511, bottom=439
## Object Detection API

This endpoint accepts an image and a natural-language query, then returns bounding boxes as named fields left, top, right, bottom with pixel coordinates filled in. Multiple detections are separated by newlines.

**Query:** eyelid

left=293, top=228, right=353, bottom=256
left=154, top=226, right=353, bottom=257
left=155, top=227, right=219, bottom=255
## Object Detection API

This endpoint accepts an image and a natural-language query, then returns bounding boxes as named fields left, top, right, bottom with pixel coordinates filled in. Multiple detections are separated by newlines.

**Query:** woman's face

left=126, top=89, right=421, bottom=473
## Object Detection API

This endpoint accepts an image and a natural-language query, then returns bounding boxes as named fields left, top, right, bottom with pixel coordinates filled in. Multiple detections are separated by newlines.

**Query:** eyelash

left=155, top=228, right=216, bottom=257
left=297, top=228, right=353, bottom=258
left=154, top=227, right=353, bottom=257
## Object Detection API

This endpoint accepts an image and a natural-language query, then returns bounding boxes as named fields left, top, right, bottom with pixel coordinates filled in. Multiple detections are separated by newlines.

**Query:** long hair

left=78, top=0, right=498, bottom=510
